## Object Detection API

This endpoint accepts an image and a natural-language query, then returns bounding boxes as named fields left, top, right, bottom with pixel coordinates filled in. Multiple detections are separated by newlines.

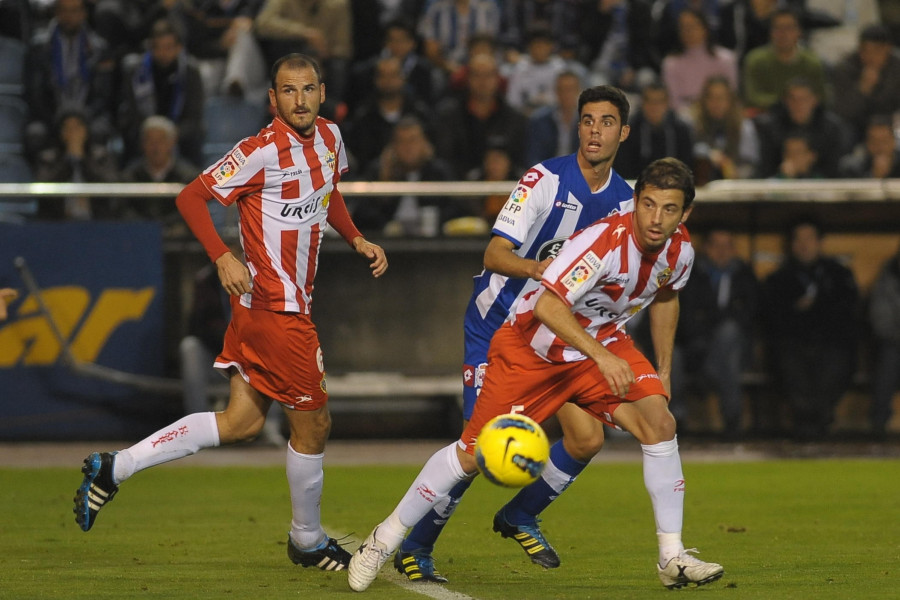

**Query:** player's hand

left=215, top=252, right=252, bottom=296
left=594, top=352, right=635, bottom=397
left=353, top=237, right=388, bottom=278
left=0, top=288, right=19, bottom=321
left=530, top=257, right=553, bottom=281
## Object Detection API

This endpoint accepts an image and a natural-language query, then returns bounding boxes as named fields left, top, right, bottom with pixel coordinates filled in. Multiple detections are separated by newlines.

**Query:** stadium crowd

left=0, top=0, right=899, bottom=227
left=1, top=0, right=899, bottom=439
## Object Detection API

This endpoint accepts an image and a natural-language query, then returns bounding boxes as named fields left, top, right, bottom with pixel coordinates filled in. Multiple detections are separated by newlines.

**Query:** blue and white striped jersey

left=464, top=153, right=634, bottom=341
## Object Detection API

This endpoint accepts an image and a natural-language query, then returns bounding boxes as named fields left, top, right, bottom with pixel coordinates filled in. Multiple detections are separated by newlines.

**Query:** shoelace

left=677, top=548, right=704, bottom=565
left=359, top=537, right=392, bottom=569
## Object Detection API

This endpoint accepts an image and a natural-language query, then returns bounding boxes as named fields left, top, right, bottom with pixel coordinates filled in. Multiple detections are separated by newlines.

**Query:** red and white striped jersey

left=511, top=211, right=694, bottom=363
left=199, top=115, right=348, bottom=313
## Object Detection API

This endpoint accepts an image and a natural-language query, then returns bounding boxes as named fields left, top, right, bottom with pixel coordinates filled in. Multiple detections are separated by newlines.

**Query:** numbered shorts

left=215, top=297, right=327, bottom=410
left=458, top=324, right=667, bottom=452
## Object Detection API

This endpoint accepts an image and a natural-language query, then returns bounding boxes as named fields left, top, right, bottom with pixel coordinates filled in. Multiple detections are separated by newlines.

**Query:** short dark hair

left=270, top=53, right=322, bottom=89
left=787, top=214, right=823, bottom=240
left=578, top=85, right=630, bottom=125
left=634, top=158, right=696, bottom=211
left=860, top=24, right=892, bottom=44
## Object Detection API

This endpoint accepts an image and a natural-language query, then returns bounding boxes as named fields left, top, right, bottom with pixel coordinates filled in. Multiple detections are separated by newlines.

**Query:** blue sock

left=503, top=440, right=588, bottom=525
left=400, top=478, right=473, bottom=554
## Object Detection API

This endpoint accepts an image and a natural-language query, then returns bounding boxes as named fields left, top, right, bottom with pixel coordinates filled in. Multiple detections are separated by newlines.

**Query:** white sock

left=287, top=445, right=327, bottom=550
left=377, top=443, right=469, bottom=550
left=641, top=436, right=685, bottom=565
left=113, top=412, right=220, bottom=484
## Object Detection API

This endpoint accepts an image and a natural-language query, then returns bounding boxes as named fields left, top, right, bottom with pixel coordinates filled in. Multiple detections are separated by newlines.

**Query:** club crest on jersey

left=213, top=156, right=241, bottom=184
left=562, top=259, right=596, bottom=293
left=324, top=150, right=336, bottom=173
left=656, top=267, right=673, bottom=287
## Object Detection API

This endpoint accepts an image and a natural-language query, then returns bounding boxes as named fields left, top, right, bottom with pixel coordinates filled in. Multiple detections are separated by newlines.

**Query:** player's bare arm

left=215, top=252, right=252, bottom=296
left=352, top=236, right=388, bottom=278
left=533, top=291, right=634, bottom=396
left=484, top=236, right=552, bottom=280
left=647, top=287, right=680, bottom=396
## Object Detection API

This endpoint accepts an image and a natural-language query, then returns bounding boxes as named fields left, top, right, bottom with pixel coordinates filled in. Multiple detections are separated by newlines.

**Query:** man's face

left=142, top=128, right=175, bottom=168
left=771, top=14, right=801, bottom=53
left=555, top=74, right=581, bottom=112
left=269, top=65, right=324, bottom=136
left=467, top=56, right=500, bottom=101
left=56, top=0, right=86, bottom=35
left=865, top=124, right=896, bottom=158
left=632, top=185, right=690, bottom=252
left=784, top=85, right=818, bottom=125
left=375, top=58, right=405, bottom=97
left=393, top=125, right=427, bottom=167
left=704, top=230, right=735, bottom=268
left=385, top=27, right=415, bottom=59
left=783, top=137, right=817, bottom=174
left=641, top=89, right=669, bottom=126
left=678, top=11, right=707, bottom=49
left=577, top=101, right=629, bottom=167
left=151, top=34, right=183, bottom=68
left=791, top=223, right=821, bottom=264
left=859, top=40, right=892, bottom=70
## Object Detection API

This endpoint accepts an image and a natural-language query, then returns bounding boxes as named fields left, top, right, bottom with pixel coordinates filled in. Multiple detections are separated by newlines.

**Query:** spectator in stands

left=662, top=8, right=738, bottom=117
left=24, top=0, right=115, bottom=153
left=343, top=55, right=433, bottom=175
left=505, top=26, right=569, bottom=117
left=671, top=227, right=760, bottom=439
left=498, top=0, right=581, bottom=60
left=577, top=0, right=658, bottom=93
left=432, top=52, right=528, bottom=179
left=651, top=0, right=722, bottom=65
left=90, top=0, right=171, bottom=59
left=718, top=0, right=781, bottom=65
left=33, top=108, right=119, bottom=220
left=753, top=77, right=852, bottom=179
left=831, top=24, right=900, bottom=146
left=761, top=217, right=859, bottom=441
left=614, top=82, right=694, bottom=180
left=445, top=33, right=508, bottom=95
left=351, top=116, right=457, bottom=236
left=254, top=0, right=353, bottom=108
left=524, top=69, right=582, bottom=167
left=688, top=75, right=760, bottom=184
left=179, top=0, right=267, bottom=103
left=417, top=0, right=500, bottom=82
left=839, top=115, right=900, bottom=178
left=119, top=116, right=200, bottom=224
left=771, top=132, right=823, bottom=179
left=869, top=244, right=900, bottom=438
left=346, top=18, right=436, bottom=115
left=118, top=18, right=205, bottom=166
left=742, top=8, right=827, bottom=112
left=807, top=0, right=882, bottom=67
left=466, top=138, right=521, bottom=222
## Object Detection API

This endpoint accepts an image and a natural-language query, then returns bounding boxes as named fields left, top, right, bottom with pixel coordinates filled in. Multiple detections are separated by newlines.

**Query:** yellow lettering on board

left=0, top=287, right=89, bottom=366
left=69, top=288, right=155, bottom=362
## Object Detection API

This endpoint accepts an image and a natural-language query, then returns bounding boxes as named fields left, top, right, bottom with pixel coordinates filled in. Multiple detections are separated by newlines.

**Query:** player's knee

left=565, top=428, right=605, bottom=461
left=217, top=411, right=266, bottom=444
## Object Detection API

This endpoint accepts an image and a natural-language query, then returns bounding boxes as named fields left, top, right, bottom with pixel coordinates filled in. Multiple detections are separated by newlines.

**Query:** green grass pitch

left=1, top=459, right=898, bottom=599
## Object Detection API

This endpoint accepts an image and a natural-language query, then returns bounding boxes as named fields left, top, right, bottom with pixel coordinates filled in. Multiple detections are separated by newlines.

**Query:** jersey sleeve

left=199, top=138, right=266, bottom=206
left=490, top=166, right=554, bottom=247
left=540, top=223, right=609, bottom=306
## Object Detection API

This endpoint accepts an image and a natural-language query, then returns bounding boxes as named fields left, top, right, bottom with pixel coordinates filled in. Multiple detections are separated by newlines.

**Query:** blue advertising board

left=0, top=222, right=176, bottom=440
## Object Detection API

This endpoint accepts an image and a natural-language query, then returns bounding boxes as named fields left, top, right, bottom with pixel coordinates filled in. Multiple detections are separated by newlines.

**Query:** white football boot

left=348, top=526, right=396, bottom=592
left=657, top=548, right=724, bottom=589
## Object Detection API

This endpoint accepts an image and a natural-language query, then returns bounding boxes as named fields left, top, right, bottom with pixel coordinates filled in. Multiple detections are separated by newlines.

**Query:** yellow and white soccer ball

left=474, top=414, right=550, bottom=488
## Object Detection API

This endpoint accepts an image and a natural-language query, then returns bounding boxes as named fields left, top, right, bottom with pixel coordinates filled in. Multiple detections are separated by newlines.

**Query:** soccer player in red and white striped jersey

left=349, top=158, right=724, bottom=591
left=74, top=54, right=386, bottom=572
